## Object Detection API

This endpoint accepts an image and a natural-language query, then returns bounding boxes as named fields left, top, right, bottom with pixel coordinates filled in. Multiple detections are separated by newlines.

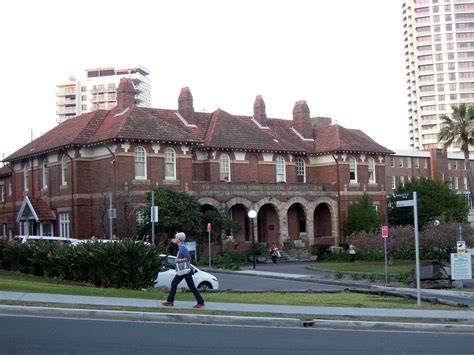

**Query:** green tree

left=388, top=177, right=468, bottom=228
left=343, top=194, right=383, bottom=236
left=438, top=103, right=474, bottom=206
left=140, top=187, right=202, bottom=243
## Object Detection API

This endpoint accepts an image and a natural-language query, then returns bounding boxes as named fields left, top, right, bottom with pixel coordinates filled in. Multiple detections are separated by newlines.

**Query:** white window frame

left=454, top=177, right=459, bottom=189
left=165, top=147, right=176, bottom=180
left=448, top=160, right=452, bottom=170
left=407, top=157, right=412, bottom=169
left=219, top=153, right=231, bottom=182
left=399, top=157, right=404, bottom=168
left=296, top=158, right=306, bottom=183
left=23, top=161, right=30, bottom=192
left=134, top=146, right=147, bottom=180
left=42, top=157, right=48, bottom=189
left=61, top=155, right=68, bottom=186
left=391, top=176, right=396, bottom=190
left=275, top=155, right=286, bottom=182
left=368, top=158, right=376, bottom=183
left=400, top=175, right=405, bottom=186
left=349, top=158, right=357, bottom=183
left=40, top=222, right=52, bottom=237
left=59, top=212, right=70, bottom=239
left=0, top=185, right=4, bottom=202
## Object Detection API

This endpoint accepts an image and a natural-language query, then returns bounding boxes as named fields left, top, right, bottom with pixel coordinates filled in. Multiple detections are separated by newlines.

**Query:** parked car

left=13, top=235, right=79, bottom=245
left=154, top=255, right=219, bottom=290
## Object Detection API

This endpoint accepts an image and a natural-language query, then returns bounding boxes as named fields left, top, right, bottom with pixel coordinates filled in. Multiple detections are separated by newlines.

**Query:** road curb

left=1, top=305, right=473, bottom=333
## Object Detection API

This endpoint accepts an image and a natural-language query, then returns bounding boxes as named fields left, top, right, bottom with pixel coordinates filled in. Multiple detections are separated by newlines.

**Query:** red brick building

left=0, top=79, right=393, bottom=252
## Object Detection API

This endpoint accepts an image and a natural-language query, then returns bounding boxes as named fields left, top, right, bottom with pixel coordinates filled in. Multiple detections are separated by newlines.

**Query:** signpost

left=381, top=225, right=389, bottom=285
left=394, top=192, right=421, bottom=307
left=207, top=223, right=212, bottom=268
left=150, top=191, right=158, bottom=245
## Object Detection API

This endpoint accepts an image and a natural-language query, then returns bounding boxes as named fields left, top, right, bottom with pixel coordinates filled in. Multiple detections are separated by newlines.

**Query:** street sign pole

left=384, top=237, right=388, bottom=285
left=151, top=191, right=155, bottom=245
left=109, top=192, right=113, bottom=241
left=207, top=223, right=212, bottom=268
left=413, top=192, right=421, bottom=307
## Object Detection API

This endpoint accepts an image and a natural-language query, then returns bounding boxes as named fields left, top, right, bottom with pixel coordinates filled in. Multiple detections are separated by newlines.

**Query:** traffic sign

left=381, top=225, right=389, bottom=238
left=457, top=241, right=466, bottom=253
left=396, top=200, right=414, bottom=207
left=207, top=223, right=212, bottom=233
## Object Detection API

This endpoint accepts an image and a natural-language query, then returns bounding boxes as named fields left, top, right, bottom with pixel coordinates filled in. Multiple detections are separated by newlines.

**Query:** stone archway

left=287, top=203, right=306, bottom=241
left=257, top=204, right=279, bottom=246
left=314, top=203, right=333, bottom=245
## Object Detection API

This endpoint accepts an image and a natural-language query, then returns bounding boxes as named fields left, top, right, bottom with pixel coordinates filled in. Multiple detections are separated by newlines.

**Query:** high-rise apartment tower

left=403, top=0, right=474, bottom=150
left=56, top=65, right=151, bottom=123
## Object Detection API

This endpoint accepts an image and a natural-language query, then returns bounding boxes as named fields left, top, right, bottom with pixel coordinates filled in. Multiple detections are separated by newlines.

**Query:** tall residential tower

left=403, top=0, right=474, bottom=150
left=56, top=66, right=151, bottom=123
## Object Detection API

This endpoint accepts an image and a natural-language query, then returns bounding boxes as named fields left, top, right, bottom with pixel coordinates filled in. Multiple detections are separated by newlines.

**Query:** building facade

left=56, top=66, right=151, bottom=124
left=403, top=0, right=474, bottom=150
left=0, top=79, right=393, bottom=253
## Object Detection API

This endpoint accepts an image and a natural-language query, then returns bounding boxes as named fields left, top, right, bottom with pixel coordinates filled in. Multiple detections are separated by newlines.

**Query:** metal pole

left=413, top=192, right=421, bottom=307
left=151, top=190, right=155, bottom=246
left=109, top=192, right=113, bottom=241
left=252, top=218, right=256, bottom=270
left=384, top=237, right=388, bottom=285
left=208, top=230, right=211, bottom=269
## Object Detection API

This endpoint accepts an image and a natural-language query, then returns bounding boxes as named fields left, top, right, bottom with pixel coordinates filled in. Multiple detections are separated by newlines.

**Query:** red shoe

left=193, top=303, right=205, bottom=309
left=162, top=301, right=174, bottom=307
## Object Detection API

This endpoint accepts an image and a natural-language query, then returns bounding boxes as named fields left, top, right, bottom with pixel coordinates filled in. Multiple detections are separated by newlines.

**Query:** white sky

left=0, top=0, right=408, bottom=159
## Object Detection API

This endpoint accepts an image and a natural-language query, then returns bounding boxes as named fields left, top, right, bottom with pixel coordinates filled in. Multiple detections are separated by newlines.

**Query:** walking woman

left=162, top=232, right=205, bottom=308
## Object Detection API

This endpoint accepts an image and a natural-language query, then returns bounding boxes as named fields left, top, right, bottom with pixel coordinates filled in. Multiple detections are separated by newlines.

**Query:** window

left=368, top=158, right=376, bottom=183
left=81, top=95, right=87, bottom=101
left=448, top=160, right=452, bottom=170
left=464, top=177, right=468, bottom=190
left=399, top=157, right=404, bottom=168
left=134, top=146, right=147, bottom=180
left=454, top=177, right=459, bottom=190
left=437, top=73, right=444, bottom=82
left=450, top=94, right=457, bottom=100
left=40, top=222, right=52, bottom=237
left=390, top=157, right=395, bottom=168
left=81, top=104, right=87, bottom=110
left=219, top=153, right=231, bottom=182
left=453, top=161, right=457, bottom=170
left=136, top=208, right=145, bottom=226
left=81, top=86, right=87, bottom=92
left=449, top=73, right=456, bottom=81
left=275, top=156, right=286, bottom=182
left=415, top=158, right=419, bottom=168
left=61, top=155, right=68, bottom=185
left=436, top=63, right=443, bottom=71
left=407, top=157, right=412, bottom=169
left=424, top=158, right=428, bottom=169
left=296, top=158, right=306, bottom=183
left=0, top=185, right=4, bottom=202
left=59, top=213, right=70, bottom=238
left=349, top=158, right=357, bottom=182
left=108, top=83, right=115, bottom=90
left=400, top=176, right=405, bottom=186
left=42, top=157, right=48, bottom=189
left=437, top=84, right=444, bottom=92
left=391, top=176, right=396, bottom=190
left=23, top=161, right=30, bottom=192
left=165, top=147, right=176, bottom=180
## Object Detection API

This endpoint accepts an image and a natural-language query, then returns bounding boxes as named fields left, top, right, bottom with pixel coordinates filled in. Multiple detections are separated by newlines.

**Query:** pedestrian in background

left=349, top=244, right=356, bottom=263
left=270, top=243, right=280, bottom=266
left=162, top=232, right=205, bottom=309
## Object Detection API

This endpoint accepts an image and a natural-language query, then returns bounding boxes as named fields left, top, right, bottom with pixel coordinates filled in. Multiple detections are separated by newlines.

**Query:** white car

left=13, top=235, right=79, bottom=245
left=154, top=255, right=219, bottom=290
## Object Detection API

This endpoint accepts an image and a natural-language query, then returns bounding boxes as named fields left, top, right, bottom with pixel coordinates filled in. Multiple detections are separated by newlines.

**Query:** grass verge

left=0, top=270, right=457, bottom=310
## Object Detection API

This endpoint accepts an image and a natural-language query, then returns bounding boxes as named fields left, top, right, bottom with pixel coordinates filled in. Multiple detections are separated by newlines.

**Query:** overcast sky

left=0, top=0, right=408, bottom=159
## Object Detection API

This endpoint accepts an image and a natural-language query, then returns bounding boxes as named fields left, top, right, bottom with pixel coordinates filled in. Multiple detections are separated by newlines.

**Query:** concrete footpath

left=1, top=290, right=474, bottom=333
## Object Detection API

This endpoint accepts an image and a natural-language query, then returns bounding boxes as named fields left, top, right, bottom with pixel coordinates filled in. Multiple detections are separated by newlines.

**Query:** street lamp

left=248, top=209, right=257, bottom=270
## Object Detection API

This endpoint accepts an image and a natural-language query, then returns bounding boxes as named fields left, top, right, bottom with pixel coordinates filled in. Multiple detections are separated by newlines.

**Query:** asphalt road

left=1, top=315, right=472, bottom=354
left=214, top=272, right=345, bottom=291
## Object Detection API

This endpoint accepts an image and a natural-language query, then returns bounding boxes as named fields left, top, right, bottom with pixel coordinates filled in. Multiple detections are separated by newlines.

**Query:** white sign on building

left=450, top=253, right=472, bottom=280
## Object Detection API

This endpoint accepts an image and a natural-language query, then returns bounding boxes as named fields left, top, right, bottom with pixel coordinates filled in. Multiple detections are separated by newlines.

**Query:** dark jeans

left=166, top=272, right=204, bottom=304
left=271, top=256, right=277, bottom=264
left=351, top=254, right=356, bottom=263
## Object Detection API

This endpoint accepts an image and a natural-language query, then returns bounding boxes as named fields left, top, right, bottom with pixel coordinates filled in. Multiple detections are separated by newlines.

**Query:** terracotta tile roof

left=0, top=165, right=11, bottom=177
left=204, top=110, right=306, bottom=152
left=313, top=124, right=394, bottom=155
left=29, top=197, right=56, bottom=221
left=5, top=100, right=392, bottom=161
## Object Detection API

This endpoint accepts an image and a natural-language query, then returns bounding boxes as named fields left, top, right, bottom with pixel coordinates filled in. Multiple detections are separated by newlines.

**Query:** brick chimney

left=253, top=95, right=267, bottom=126
left=178, top=87, right=195, bottom=125
left=116, top=78, right=136, bottom=111
left=292, top=100, right=312, bottom=138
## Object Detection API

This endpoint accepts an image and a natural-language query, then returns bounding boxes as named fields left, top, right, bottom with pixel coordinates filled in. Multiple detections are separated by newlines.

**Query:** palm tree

left=438, top=103, right=474, bottom=207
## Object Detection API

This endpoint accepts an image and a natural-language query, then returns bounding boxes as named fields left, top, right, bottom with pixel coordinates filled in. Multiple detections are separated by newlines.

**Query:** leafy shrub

left=212, top=252, right=246, bottom=270
left=335, top=271, right=344, bottom=280
left=310, top=244, right=332, bottom=259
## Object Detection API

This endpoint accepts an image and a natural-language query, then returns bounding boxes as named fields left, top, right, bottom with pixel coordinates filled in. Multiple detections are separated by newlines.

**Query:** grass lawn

left=312, top=261, right=415, bottom=274
left=0, top=270, right=455, bottom=310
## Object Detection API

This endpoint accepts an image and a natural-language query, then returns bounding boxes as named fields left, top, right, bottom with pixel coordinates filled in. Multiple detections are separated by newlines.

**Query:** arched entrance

left=314, top=203, right=332, bottom=243
left=287, top=203, right=306, bottom=241
left=228, top=203, right=248, bottom=244
left=257, top=204, right=279, bottom=246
